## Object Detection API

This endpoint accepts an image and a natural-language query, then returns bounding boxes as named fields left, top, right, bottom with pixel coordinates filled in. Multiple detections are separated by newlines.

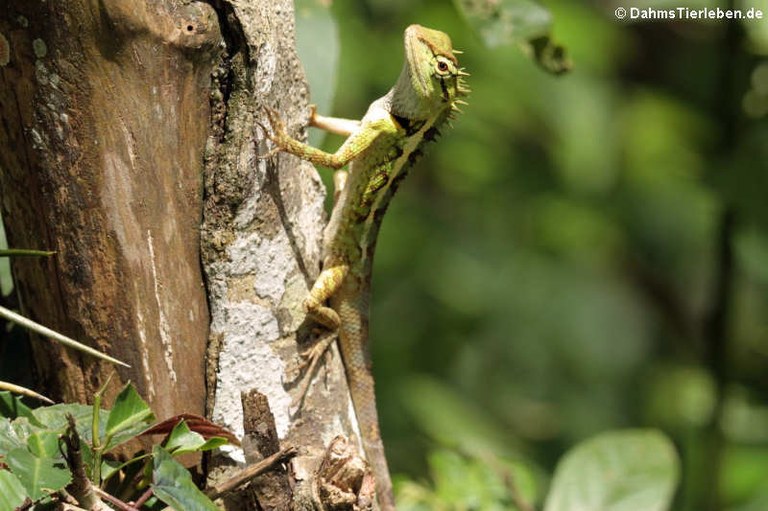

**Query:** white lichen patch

left=35, top=60, right=49, bottom=85
left=28, top=127, right=45, bottom=150
left=210, top=301, right=291, bottom=440
left=255, top=43, right=277, bottom=94
left=15, top=16, right=28, bottom=28
left=32, top=38, right=47, bottom=58
left=0, top=33, right=9, bottom=66
left=228, top=230, right=296, bottom=302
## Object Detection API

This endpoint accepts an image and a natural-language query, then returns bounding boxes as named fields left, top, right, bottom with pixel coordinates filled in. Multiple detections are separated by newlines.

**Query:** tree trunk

left=0, top=0, right=220, bottom=416
left=201, top=0, right=365, bottom=504
left=0, top=0, right=363, bottom=506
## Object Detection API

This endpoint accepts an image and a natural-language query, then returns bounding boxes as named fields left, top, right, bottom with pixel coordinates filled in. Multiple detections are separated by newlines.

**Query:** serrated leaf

left=27, top=430, right=61, bottom=458
left=33, top=403, right=101, bottom=434
left=32, top=403, right=109, bottom=448
left=151, top=446, right=220, bottom=511
left=544, top=429, right=679, bottom=511
left=5, top=448, right=71, bottom=500
left=105, top=383, right=153, bottom=448
left=0, top=470, right=27, bottom=510
left=0, top=418, right=30, bottom=453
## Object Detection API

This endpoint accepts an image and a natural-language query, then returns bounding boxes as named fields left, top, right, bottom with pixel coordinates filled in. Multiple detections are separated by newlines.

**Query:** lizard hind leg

left=303, top=263, right=348, bottom=330
left=292, top=263, right=349, bottom=408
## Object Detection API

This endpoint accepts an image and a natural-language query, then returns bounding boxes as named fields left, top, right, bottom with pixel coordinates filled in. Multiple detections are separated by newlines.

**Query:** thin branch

left=132, top=487, right=154, bottom=509
left=206, top=446, right=298, bottom=499
left=93, top=487, right=140, bottom=511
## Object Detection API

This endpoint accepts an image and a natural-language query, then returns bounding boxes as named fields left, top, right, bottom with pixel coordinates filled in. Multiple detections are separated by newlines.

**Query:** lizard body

left=262, top=24, right=468, bottom=510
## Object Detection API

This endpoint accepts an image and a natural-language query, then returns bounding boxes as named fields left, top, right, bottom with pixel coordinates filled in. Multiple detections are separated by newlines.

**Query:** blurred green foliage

left=299, top=0, right=768, bottom=509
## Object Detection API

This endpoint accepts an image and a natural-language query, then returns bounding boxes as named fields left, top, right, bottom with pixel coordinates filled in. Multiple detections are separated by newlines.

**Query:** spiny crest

left=452, top=62, right=471, bottom=117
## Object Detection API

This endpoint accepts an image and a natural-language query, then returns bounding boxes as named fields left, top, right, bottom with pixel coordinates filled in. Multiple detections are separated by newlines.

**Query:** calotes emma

left=260, top=24, right=468, bottom=510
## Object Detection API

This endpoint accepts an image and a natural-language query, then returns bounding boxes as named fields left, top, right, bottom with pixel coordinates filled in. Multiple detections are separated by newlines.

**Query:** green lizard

left=260, top=24, right=468, bottom=510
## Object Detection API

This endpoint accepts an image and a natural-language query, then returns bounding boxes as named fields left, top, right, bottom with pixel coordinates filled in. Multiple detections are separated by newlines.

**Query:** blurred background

left=296, top=0, right=768, bottom=509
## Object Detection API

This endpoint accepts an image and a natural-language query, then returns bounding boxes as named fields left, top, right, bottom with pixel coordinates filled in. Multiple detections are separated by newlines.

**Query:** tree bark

left=201, top=0, right=362, bottom=504
left=0, top=1, right=220, bottom=416
left=1, top=0, right=362, bottom=506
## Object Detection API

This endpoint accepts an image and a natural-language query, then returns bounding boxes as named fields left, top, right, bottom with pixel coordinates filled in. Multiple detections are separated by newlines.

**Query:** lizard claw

left=255, top=107, right=289, bottom=159
left=291, top=331, right=337, bottom=412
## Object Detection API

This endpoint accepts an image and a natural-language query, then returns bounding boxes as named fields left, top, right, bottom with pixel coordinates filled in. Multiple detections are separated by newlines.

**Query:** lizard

left=259, top=24, right=469, bottom=510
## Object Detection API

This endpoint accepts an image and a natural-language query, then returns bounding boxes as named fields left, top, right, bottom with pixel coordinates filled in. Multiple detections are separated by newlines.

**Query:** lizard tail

left=337, top=298, right=396, bottom=511
left=341, top=345, right=396, bottom=511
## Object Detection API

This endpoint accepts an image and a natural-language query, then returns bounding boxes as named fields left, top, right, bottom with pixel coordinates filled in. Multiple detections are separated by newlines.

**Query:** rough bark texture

left=202, top=0, right=361, bottom=504
left=0, top=1, right=218, bottom=416
left=1, top=0, right=361, bottom=506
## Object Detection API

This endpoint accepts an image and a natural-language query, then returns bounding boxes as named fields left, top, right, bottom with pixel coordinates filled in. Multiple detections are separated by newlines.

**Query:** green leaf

left=430, top=450, right=508, bottom=508
left=0, top=418, right=27, bottom=453
left=544, top=429, right=679, bottom=511
left=4, top=448, right=71, bottom=500
left=396, top=448, right=540, bottom=510
left=455, top=0, right=551, bottom=45
left=401, top=375, right=519, bottom=458
left=104, top=383, right=154, bottom=449
left=164, top=421, right=228, bottom=455
left=0, top=470, right=28, bottom=510
left=151, top=446, right=220, bottom=511
left=454, top=0, right=571, bottom=74
left=0, top=391, right=36, bottom=421
left=33, top=403, right=106, bottom=442
left=27, top=430, right=61, bottom=458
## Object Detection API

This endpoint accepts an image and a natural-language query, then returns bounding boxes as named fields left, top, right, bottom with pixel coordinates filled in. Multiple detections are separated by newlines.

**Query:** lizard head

left=392, top=24, right=469, bottom=120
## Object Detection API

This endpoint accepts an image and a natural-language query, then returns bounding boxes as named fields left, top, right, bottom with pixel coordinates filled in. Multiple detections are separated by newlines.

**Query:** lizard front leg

left=258, top=107, right=388, bottom=170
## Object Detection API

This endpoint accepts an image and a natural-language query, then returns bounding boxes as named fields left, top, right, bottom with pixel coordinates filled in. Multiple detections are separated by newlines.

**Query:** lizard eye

left=435, top=58, right=451, bottom=75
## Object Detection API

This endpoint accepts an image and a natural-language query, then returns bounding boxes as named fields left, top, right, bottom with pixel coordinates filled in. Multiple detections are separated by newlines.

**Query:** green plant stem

left=0, top=249, right=55, bottom=257
left=0, top=305, right=129, bottom=367
left=91, top=373, right=114, bottom=485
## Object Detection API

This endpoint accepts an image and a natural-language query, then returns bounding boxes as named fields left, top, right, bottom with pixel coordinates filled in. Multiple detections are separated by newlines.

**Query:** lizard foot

left=292, top=330, right=337, bottom=411
left=254, top=107, right=292, bottom=159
